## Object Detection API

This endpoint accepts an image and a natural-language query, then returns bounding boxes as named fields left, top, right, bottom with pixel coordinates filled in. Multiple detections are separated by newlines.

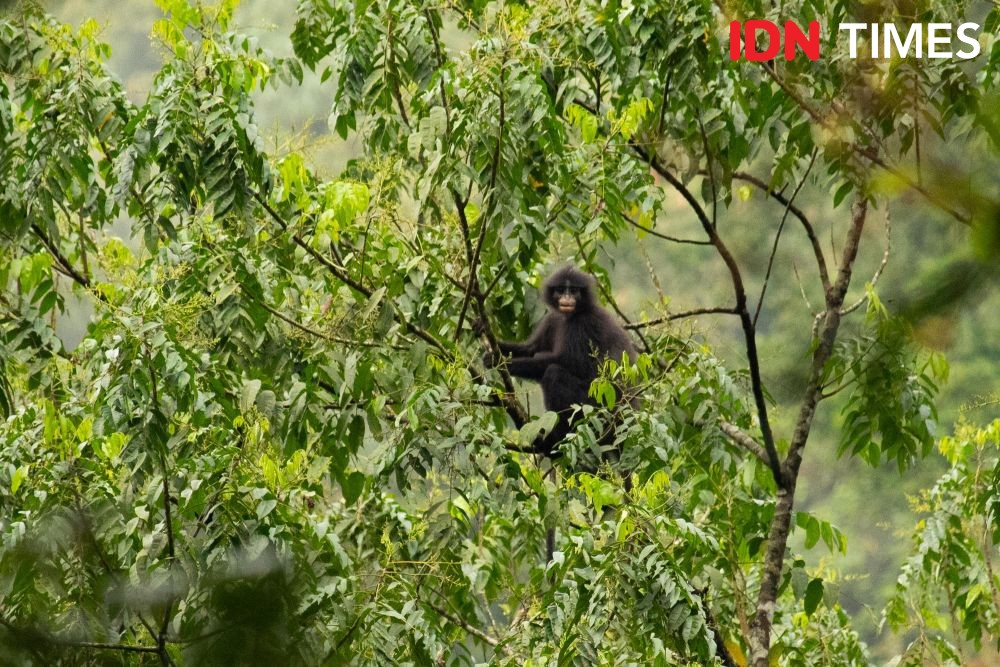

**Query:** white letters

left=839, top=23, right=866, bottom=59
left=884, top=23, right=922, bottom=58
left=927, top=23, right=951, bottom=58
left=956, top=22, right=981, bottom=59
left=834, top=22, right=982, bottom=60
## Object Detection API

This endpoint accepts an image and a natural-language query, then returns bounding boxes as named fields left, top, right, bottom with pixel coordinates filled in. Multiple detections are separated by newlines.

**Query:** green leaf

left=804, top=578, right=824, bottom=616
left=10, top=465, right=28, bottom=494
left=342, top=471, right=365, bottom=506
left=241, top=379, right=262, bottom=413
left=256, top=497, right=278, bottom=520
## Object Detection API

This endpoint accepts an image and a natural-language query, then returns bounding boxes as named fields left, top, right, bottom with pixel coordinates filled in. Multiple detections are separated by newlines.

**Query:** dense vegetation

left=1, top=0, right=998, bottom=665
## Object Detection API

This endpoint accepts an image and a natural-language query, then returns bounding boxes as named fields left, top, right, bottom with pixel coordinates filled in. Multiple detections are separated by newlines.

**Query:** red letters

left=730, top=20, right=821, bottom=61
left=783, top=21, right=820, bottom=60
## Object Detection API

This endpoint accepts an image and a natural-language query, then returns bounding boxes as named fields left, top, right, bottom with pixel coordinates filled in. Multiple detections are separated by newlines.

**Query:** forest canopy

left=1, top=0, right=999, bottom=665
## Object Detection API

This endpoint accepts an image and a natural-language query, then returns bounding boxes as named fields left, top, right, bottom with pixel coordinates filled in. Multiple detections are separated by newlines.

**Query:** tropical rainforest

left=1, top=0, right=999, bottom=665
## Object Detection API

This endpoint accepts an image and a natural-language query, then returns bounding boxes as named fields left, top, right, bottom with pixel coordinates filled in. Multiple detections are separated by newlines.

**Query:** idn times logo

left=729, top=21, right=982, bottom=61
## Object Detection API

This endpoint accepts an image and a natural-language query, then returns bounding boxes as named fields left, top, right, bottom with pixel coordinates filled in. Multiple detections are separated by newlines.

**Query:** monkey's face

left=552, top=285, right=582, bottom=314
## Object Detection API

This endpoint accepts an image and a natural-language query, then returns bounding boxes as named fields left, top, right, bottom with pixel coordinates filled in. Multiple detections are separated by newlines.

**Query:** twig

left=729, top=169, right=828, bottom=291
left=719, top=421, right=769, bottom=465
left=428, top=602, right=505, bottom=651
left=623, top=212, right=712, bottom=245
left=752, top=150, right=818, bottom=326
left=625, top=307, right=738, bottom=330
left=840, top=207, right=891, bottom=316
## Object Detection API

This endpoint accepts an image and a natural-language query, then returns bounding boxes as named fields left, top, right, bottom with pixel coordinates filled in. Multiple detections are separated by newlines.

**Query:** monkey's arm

left=497, top=340, right=536, bottom=357
left=497, top=316, right=554, bottom=357
left=505, top=352, right=561, bottom=381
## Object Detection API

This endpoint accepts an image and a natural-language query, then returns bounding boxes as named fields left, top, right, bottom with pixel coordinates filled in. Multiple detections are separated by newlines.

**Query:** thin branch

left=454, top=59, right=507, bottom=339
left=625, top=307, right=738, bottom=330
left=255, top=296, right=408, bottom=350
left=791, top=263, right=817, bottom=314
left=631, top=143, right=783, bottom=487
left=697, top=118, right=718, bottom=227
left=30, top=224, right=91, bottom=289
left=840, top=207, right=891, bottom=316
left=61, top=641, right=161, bottom=654
left=428, top=602, right=504, bottom=650
left=452, top=191, right=478, bottom=341
left=730, top=169, right=829, bottom=291
left=719, top=421, right=769, bottom=465
left=623, top=212, right=712, bottom=245
left=752, top=150, right=818, bottom=326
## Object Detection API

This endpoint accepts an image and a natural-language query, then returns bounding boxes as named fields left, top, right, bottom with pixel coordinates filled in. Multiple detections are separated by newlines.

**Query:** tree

left=0, top=0, right=996, bottom=665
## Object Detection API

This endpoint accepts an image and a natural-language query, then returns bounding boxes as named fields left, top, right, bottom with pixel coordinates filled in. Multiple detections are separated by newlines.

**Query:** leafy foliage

left=0, top=0, right=996, bottom=665
left=885, top=420, right=1000, bottom=665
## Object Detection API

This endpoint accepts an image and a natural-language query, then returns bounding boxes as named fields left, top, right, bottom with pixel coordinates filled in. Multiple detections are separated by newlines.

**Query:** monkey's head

left=543, top=266, right=596, bottom=316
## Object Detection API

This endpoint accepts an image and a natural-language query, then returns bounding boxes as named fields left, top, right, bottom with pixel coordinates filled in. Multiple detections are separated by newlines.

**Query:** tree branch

left=428, top=601, right=509, bottom=654
left=751, top=150, right=818, bottom=326
left=749, top=195, right=870, bottom=667
left=623, top=212, right=712, bottom=245
left=632, top=143, right=783, bottom=487
left=729, top=169, right=829, bottom=292
left=625, top=307, right=738, bottom=330
left=454, top=59, right=506, bottom=339
left=719, top=421, right=769, bottom=465
left=841, top=208, right=890, bottom=316
left=30, top=224, right=92, bottom=289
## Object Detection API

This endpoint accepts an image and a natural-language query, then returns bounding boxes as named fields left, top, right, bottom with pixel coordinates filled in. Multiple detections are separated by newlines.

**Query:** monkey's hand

left=482, top=348, right=501, bottom=369
left=472, top=316, right=490, bottom=337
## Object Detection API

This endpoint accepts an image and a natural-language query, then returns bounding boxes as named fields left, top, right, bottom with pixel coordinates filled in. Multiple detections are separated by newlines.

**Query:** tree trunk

left=749, top=197, right=869, bottom=667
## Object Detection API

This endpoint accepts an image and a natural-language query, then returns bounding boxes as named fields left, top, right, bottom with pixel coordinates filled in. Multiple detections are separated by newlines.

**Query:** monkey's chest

left=555, top=320, right=605, bottom=368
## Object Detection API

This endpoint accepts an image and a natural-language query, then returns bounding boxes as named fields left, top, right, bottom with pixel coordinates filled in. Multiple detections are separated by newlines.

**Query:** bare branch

left=255, top=298, right=408, bottom=350
left=729, top=169, right=829, bottom=292
left=625, top=306, right=738, bottom=330
left=427, top=602, right=508, bottom=653
left=631, top=143, right=783, bottom=487
left=752, top=150, right=819, bottom=326
left=841, top=207, right=891, bottom=316
left=719, top=421, right=769, bottom=465
left=624, top=212, right=712, bottom=245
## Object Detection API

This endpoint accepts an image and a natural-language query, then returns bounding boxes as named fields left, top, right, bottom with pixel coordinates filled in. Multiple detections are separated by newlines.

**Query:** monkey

left=484, top=265, right=638, bottom=458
